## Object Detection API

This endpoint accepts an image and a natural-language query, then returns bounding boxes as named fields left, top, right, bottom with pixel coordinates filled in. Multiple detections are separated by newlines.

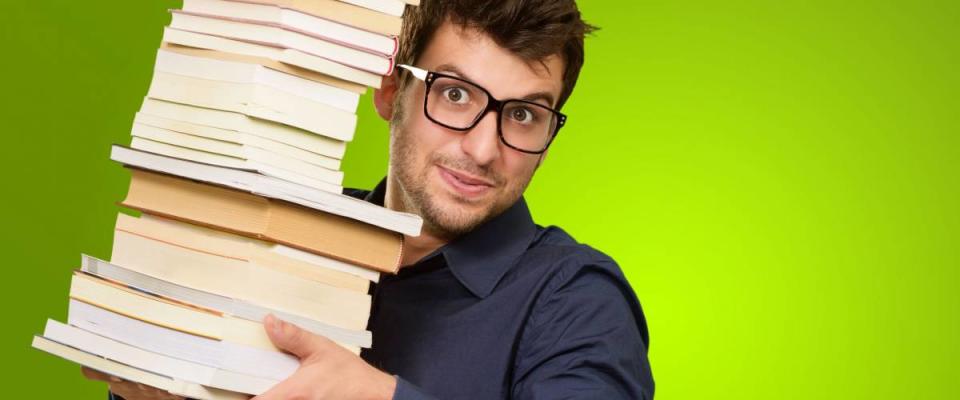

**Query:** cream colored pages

left=118, top=213, right=371, bottom=291
left=242, top=0, right=402, bottom=36
left=69, top=272, right=277, bottom=351
left=111, top=230, right=371, bottom=331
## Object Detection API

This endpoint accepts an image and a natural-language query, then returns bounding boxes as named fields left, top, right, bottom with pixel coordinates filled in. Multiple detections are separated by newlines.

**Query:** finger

left=107, top=381, right=147, bottom=399
left=81, top=367, right=123, bottom=383
left=264, top=314, right=335, bottom=360
left=109, top=380, right=185, bottom=400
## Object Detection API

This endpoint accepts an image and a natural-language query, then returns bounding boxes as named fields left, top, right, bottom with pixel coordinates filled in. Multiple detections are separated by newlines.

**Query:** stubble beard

left=389, top=103, right=532, bottom=240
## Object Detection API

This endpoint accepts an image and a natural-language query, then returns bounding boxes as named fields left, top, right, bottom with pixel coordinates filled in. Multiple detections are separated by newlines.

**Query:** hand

left=81, top=367, right=185, bottom=400
left=253, top=314, right=396, bottom=400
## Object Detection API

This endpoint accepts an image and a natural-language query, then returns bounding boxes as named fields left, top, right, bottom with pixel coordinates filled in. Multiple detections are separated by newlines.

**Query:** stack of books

left=32, top=0, right=421, bottom=398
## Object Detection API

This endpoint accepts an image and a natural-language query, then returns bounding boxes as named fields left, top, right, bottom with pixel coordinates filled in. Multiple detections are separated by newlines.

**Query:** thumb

left=264, top=314, right=325, bottom=360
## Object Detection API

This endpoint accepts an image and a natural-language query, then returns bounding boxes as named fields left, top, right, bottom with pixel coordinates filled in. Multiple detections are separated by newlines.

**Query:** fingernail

left=265, top=313, right=275, bottom=329
left=266, top=314, right=284, bottom=335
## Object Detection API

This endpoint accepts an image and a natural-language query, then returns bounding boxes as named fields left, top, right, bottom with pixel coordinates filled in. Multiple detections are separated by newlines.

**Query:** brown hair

left=396, top=0, right=597, bottom=110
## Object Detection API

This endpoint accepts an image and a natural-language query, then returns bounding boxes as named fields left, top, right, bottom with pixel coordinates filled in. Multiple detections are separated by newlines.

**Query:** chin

left=417, top=189, right=493, bottom=236
left=430, top=196, right=488, bottom=230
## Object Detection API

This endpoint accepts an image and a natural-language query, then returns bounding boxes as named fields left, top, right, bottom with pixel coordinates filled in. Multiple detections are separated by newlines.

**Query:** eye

left=441, top=87, right=470, bottom=104
left=509, top=107, right=535, bottom=124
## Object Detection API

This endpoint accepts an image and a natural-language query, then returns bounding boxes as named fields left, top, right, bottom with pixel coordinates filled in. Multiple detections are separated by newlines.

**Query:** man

left=86, top=0, right=654, bottom=398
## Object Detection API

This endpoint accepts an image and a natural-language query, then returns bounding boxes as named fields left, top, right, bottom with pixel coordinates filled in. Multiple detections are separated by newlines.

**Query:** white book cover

left=68, top=300, right=300, bottom=381
left=31, top=336, right=246, bottom=400
left=42, top=320, right=276, bottom=395
left=182, top=0, right=398, bottom=55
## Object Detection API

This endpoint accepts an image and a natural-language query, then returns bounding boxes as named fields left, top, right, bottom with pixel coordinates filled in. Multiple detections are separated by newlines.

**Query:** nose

left=460, top=110, right=501, bottom=166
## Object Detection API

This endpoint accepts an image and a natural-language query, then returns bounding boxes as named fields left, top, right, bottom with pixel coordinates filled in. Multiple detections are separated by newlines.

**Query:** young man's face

left=384, top=21, right=565, bottom=239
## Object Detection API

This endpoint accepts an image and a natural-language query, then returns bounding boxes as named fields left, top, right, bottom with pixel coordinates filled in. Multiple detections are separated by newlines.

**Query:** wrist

left=368, top=372, right=396, bottom=400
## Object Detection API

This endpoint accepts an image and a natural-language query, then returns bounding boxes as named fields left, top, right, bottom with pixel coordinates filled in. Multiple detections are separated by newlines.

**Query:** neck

left=384, top=175, right=449, bottom=267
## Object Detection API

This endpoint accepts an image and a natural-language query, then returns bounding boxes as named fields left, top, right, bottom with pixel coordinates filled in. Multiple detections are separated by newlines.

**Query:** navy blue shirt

left=351, top=180, right=654, bottom=399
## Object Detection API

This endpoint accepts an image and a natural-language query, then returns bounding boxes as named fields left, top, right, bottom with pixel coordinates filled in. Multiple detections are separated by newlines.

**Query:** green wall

left=2, top=1, right=957, bottom=398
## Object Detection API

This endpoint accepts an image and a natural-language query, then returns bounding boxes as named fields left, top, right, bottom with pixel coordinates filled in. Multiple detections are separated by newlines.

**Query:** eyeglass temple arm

left=397, top=64, right=429, bottom=81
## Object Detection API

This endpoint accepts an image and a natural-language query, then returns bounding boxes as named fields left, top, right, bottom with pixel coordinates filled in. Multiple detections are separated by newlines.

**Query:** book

left=81, top=254, right=372, bottom=347
left=32, top=336, right=247, bottom=400
left=111, top=230, right=369, bottom=330
left=138, top=98, right=347, bottom=160
left=134, top=110, right=342, bottom=170
left=131, top=117, right=341, bottom=172
left=41, top=319, right=276, bottom=395
left=129, top=136, right=345, bottom=194
left=162, top=27, right=382, bottom=88
left=169, top=12, right=393, bottom=76
left=110, top=144, right=422, bottom=237
left=268, top=241, right=381, bottom=283
left=117, top=213, right=375, bottom=288
left=162, top=42, right=365, bottom=94
left=146, top=71, right=357, bottom=141
left=69, top=300, right=299, bottom=381
left=119, top=168, right=405, bottom=273
left=70, top=271, right=295, bottom=351
left=240, top=0, right=403, bottom=36
left=338, top=0, right=406, bottom=17
left=33, top=0, right=426, bottom=393
left=129, top=136, right=343, bottom=193
left=111, top=214, right=373, bottom=330
left=154, top=48, right=360, bottom=113
left=181, top=0, right=398, bottom=56
left=130, top=121, right=345, bottom=192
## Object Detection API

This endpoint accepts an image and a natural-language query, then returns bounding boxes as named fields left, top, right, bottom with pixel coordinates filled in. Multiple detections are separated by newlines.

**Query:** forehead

left=416, top=21, right=565, bottom=105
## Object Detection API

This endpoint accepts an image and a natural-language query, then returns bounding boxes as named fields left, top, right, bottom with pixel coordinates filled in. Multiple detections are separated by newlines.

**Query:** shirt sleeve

left=510, top=263, right=655, bottom=399
left=391, top=376, right=441, bottom=400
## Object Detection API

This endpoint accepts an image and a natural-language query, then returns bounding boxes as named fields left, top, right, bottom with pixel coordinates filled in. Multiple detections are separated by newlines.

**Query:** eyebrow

left=521, top=92, right=556, bottom=108
left=434, top=63, right=558, bottom=108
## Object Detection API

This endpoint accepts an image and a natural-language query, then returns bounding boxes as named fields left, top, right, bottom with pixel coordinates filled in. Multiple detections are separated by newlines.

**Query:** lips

left=437, top=165, right=494, bottom=197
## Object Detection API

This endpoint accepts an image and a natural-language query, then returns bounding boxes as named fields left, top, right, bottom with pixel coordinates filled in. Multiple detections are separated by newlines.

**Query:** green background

left=2, top=0, right=957, bottom=398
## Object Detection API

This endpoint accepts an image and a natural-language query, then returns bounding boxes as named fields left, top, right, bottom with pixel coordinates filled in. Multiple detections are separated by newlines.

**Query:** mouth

left=436, top=165, right=495, bottom=198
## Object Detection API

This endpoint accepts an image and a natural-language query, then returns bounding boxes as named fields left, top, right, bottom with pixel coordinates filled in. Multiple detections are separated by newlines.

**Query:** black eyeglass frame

left=398, top=64, right=567, bottom=155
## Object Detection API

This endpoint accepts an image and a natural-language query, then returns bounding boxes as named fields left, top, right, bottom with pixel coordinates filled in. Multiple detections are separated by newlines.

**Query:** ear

left=373, top=71, right=400, bottom=121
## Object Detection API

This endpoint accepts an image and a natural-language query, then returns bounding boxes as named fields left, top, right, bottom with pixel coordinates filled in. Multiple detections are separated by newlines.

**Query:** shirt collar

left=364, top=178, right=538, bottom=298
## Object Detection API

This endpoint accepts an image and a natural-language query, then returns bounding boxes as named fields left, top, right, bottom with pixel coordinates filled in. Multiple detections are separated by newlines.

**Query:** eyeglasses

left=397, top=64, right=567, bottom=154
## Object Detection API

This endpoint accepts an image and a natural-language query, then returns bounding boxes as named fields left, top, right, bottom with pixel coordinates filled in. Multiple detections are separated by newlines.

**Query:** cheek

left=500, top=155, right=540, bottom=191
left=414, top=122, right=465, bottom=162
left=394, top=115, right=451, bottom=175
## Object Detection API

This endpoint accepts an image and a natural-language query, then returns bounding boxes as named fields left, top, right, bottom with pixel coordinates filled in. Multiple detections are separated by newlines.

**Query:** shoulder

left=510, top=227, right=654, bottom=396
left=516, top=226, right=648, bottom=339
left=521, top=225, right=633, bottom=295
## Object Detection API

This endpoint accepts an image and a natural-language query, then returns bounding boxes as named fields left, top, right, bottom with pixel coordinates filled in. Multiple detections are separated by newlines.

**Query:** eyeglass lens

left=426, top=76, right=559, bottom=152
